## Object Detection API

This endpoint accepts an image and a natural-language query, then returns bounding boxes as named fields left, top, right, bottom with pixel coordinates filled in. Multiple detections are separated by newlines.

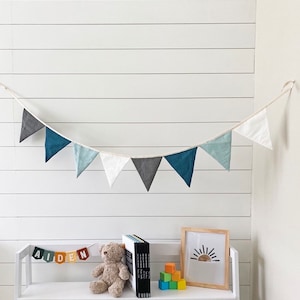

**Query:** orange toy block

left=172, top=270, right=181, bottom=281
left=165, top=262, right=176, bottom=274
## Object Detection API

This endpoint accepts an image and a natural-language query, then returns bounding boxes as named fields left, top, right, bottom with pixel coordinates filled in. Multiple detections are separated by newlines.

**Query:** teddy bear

left=90, top=242, right=130, bottom=297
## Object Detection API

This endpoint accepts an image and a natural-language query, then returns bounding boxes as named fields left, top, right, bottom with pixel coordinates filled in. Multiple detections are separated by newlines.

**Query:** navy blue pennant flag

left=165, top=147, right=197, bottom=187
left=45, top=128, right=71, bottom=162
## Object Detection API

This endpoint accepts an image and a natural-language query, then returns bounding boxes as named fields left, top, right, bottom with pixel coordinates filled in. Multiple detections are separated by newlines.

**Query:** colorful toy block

left=165, top=262, right=176, bottom=274
left=158, top=280, right=169, bottom=290
left=160, top=271, right=172, bottom=282
left=177, top=279, right=186, bottom=290
left=169, top=281, right=178, bottom=289
left=172, top=270, right=181, bottom=281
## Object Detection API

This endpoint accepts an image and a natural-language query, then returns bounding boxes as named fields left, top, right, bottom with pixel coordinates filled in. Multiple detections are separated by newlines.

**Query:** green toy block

left=159, top=280, right=169, bottom=290
left=169, top=281, right=178, bottom=289
left=160, top=271, right=172, bottom=282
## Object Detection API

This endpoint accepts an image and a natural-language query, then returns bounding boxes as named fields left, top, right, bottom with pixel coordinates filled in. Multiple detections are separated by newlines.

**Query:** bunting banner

left=31, top=245, right=94, bottom=264
left=132, top=157, right=162, bottom=191
left=45, top=128, right=71, bottom=162
left=165, top=148, right=198, bottom=187
left=234, top=109, right=273, bottom=150
left=73, top=144, right=99, bottom=177
left=20, top=109, right=45, bottom=142
left=200, top=131, right=232, bottom=170
left=0, top=81, right=295, bottom=191
left=100, top=152, right=130, bottom=187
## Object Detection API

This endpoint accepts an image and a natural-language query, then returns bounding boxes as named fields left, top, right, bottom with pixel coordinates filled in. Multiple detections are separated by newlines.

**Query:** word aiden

left=32, top=246, right=89, bottom=264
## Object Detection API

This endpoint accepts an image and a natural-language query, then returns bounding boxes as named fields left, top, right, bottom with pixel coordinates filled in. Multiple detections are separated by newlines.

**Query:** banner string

left=0, top=80, right=295, bottom=159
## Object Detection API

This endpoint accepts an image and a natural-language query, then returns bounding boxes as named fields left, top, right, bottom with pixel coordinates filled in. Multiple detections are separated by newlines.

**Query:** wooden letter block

left=165, top=262, right=176, bottom=274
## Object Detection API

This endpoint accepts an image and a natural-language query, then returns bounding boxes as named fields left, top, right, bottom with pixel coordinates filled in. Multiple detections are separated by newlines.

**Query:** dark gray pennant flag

left=20, top=109, right=45, bottom=142
left=132, top=157, right=162, bottom=191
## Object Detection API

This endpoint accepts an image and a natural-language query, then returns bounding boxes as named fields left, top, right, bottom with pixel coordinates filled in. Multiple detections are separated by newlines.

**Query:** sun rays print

left=190, top=245, right=220, bottom=262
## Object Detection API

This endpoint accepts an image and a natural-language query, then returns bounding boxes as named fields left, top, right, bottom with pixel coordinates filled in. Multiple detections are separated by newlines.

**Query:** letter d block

left=160, top=272, right=172, bottom=282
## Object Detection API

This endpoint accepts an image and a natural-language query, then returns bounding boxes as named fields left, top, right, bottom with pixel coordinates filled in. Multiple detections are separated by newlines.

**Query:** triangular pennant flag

left=165, top=148, right=197, bottom=187
left=132, top=157, right=162, bottom=191
left=200, top=131, right=232, bottom=170
left=20, top=109, right=44, bottom=142
left=234, top=109, right=273, bottom=149
left=73, top=144, right=98, bottom=177
left=100, top=152, right=130, bottom=187
left=45, top=128, right=71, bottom=162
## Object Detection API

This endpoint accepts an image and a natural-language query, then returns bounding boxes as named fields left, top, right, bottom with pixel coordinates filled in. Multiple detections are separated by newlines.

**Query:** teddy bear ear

left=120, top=243, right=126, bottom=249
left=99, top=244, right=105, bottom=252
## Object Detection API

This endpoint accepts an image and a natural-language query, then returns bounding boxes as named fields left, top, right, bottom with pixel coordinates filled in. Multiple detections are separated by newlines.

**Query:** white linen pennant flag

left=100, top=152, right=130, bottom=187
left=234, top=109, right=273, bottom=149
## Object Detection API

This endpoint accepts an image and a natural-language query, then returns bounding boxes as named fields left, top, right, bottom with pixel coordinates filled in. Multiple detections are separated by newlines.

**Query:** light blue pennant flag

left=200, top=131, right=232, bottom=170
left=45, top=128, right=71, bottom=162
left=165, top=147, right=197, bottom=187
left=20, top=109, right=44, bottom=142
left=73, top=144, right=99, bottom=177
left=132, top=157, right=162, bottom=191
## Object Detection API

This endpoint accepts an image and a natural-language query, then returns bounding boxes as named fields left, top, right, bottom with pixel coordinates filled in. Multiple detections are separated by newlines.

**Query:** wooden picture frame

left=180, top=227, right=230, bottom=290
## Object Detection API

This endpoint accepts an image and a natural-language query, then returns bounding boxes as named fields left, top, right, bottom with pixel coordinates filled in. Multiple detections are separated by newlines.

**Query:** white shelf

left=19, top=281, right=237, bottom=300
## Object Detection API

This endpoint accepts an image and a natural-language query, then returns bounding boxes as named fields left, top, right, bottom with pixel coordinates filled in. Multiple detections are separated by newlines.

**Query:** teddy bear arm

left=118, top=263, right=130, bottom=280
left=92, top=264, right=105, bottom=278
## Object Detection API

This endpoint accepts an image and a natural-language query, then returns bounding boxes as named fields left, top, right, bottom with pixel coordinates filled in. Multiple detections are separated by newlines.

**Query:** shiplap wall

left=0, top=1, right=255, bottom=299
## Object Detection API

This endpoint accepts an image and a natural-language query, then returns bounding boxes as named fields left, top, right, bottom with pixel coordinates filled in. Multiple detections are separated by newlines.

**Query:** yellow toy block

left=172, top=270, right=181, bottom=281
left=165, top=262, right=176, bottom=274
left=177, top=279, right=186, bottom=290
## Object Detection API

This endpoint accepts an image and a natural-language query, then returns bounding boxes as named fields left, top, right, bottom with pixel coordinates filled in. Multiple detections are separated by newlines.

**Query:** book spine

left=134, top=242, right=151, bottom=298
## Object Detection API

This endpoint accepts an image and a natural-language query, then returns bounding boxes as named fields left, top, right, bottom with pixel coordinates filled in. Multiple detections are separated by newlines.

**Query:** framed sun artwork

left=180, top=227, right=230, bottom=290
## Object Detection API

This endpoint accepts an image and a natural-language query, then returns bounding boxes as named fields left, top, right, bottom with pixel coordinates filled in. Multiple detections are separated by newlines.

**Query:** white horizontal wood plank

left=0, top=146, right=252, bottom=170
left=0, top=50, right=12, bottom=72
left=0, top=74, right=254, bottom=98
left=0, top=216, right=251, bottom=240
left=0, top=99, right=14, bottom=122
left=7, top=49, right=255, bottom=74
left=0, top=25, right=12, bottom=48
left=0, top=123, right=14, bottom=146
left=16, top=98, right=254, bottom=123
left=0, top=194, right=251, bottom=217
left=0, top=170, right=251, bottom=194
left=0, top=287, right=13, bottom=300
left=7, top=24, right=255, bottom=49
left=0, top=1, right=11, bottom=24
left=10, top=0, right=256, bottom=24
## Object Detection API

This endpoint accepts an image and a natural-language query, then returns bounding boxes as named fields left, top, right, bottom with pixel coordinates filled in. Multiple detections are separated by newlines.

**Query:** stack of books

left=122, top=234, right=151, bottom=298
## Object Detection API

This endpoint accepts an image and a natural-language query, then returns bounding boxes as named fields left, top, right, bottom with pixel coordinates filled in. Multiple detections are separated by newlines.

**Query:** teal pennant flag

left=45, top=128, right=71, bottom=162
left=73, top=144, right=99, bottom=177
left=20, top=109, right=44, bottom=142
left=132, top=157, right=162, bottom=191
left=165, top=148, right=197, bottom=187
left=200, top=131, right=232, bottom=170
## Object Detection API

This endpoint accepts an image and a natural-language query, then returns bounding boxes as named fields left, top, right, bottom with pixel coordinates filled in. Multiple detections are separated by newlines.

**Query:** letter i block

left=160, top=272, right=172, bottom=282
left=165, top=262, right=176, bottom=274
left=172, top=270, right=181, bottom=282
left=177, top=279, right=186, bottom=290
left=159, top=280, right=169, bottom=290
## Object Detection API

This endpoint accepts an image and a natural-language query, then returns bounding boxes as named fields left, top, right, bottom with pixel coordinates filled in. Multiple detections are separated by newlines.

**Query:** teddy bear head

left=99, top=242, right=125, bottom=263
